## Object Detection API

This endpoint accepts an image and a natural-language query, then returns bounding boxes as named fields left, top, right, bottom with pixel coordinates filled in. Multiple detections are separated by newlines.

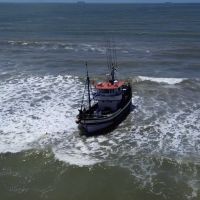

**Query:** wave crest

left=137, top=76, right=186, bottom=84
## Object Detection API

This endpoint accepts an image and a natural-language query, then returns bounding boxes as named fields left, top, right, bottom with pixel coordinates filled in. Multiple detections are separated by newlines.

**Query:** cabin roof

left=95, top=81, right=125, bottom=90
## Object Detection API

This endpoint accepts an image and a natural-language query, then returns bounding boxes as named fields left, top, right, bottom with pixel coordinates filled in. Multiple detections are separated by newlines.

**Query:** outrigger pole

left=85, top=62, right=91, bottom=109
left=105, top=38, right=117, bottom=85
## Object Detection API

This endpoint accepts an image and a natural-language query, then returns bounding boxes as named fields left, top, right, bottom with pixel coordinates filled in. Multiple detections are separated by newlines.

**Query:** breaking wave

left=0, top=74, right=200, bottom=198
left=0, top=75, right=80, bottom=153
left=137, top=76, right=186, bottom=84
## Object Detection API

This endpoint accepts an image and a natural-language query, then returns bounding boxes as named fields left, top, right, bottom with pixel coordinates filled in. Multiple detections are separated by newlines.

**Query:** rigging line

left=108, top=39, right=113, bottom=70
left=112, top=38, right=117, bottom=69
left=113, top=39, right=118, bottom=69
left=90, top=80, right=95, bottom=101
left=107, top=40, right=111, bottom=73
left=80, top=79, right=87, bottom=110
left=107, top=39, right=109, bottom=69
left=111, top=38, right=118, bottom=81
left=106, top=39, right=111, bottom=73
left=103, top=36, right=109, bottom=71
left=109, top=37, right=113, bottom=64
left=111, top=38, right=115, bottom=68
left=107, top=39, right=111, bottom=70
left=85, top=62, right=91, bottom=109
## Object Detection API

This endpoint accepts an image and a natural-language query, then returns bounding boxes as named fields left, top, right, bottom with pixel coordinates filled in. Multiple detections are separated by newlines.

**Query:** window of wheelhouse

left=99, top=89, right=112, bottom=94
left=99, top=89, right=109, bottom=94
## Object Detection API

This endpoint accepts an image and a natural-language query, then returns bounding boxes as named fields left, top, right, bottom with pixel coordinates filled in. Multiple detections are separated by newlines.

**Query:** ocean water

left=0, top=3, right=200, bottom=200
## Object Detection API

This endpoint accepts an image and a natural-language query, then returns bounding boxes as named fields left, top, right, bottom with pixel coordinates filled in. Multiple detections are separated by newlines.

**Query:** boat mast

left=111, top=64, right=115, bottom=84
left=86, top=62, right=91, bottom=109
left=106, top=39, right=117, bottom=85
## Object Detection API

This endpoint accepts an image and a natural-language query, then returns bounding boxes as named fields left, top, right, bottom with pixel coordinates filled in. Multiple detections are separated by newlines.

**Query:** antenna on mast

left=105, top=37, right=118, bottom=84
left=113, top=39, right=118, bottom=68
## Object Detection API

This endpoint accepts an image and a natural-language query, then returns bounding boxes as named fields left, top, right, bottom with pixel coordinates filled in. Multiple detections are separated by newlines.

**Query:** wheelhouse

left=94, top=80, right=124, bottom=112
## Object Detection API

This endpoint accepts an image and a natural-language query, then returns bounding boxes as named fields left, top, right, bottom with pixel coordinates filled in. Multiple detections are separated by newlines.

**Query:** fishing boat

left=76, top=43, right=132, bottom=135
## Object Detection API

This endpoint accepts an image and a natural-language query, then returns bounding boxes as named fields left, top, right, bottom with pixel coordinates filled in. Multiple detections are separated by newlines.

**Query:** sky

left=0, top=0, right=199, bottom=3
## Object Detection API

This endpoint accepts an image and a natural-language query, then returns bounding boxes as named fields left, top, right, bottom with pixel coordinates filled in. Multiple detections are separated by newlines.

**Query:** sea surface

left=0, top=3, right=200, bottom=200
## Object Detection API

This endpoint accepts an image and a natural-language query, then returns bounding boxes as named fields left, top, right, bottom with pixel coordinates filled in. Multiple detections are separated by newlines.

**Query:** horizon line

left=0, top=1, right=200, bottom=3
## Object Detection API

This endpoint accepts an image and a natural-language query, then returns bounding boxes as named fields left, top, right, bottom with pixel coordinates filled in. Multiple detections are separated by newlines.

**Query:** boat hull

left=78, top=99, right=132, bottom=136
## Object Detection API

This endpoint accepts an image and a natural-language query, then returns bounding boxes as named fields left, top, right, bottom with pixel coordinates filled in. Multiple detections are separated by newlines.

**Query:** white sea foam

left=6, top=40, right=106, bottom=54
left=52, top=135, right=107, bottom=166
left=64, top=46, right=74, bottom=50
left=0, top=74, right=200, bottom=198
left=0, top=75, right=199, bottom=164
left=138, top=76, right=186, bottom=84
left=0, top=75, right=111, bottom=166
left=0, top=75, right=80, bottom=153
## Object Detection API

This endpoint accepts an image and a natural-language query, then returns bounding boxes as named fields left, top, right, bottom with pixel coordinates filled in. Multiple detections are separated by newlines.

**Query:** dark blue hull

left=78, top=98, right=133, bottom=136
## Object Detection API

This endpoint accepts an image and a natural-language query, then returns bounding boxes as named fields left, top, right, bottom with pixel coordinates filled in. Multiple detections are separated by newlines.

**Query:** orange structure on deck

left=95, top=81, right=125, bottom=90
